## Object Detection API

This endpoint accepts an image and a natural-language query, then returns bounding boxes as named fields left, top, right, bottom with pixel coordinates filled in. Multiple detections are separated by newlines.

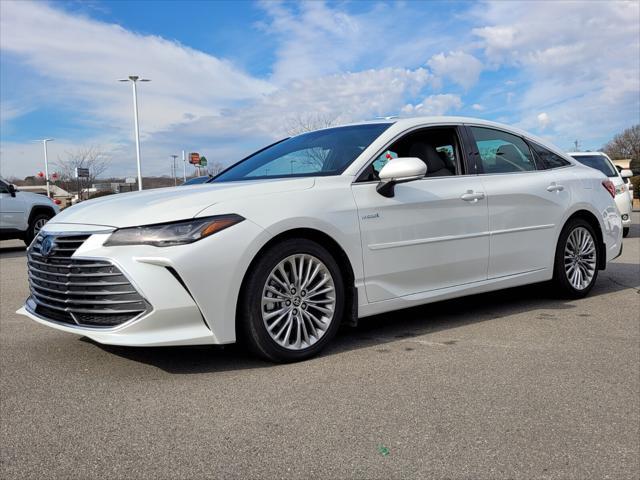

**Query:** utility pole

left=574, top=140, right=580, bottom=151
left=170, top=155, right=178, bottom=186
left=181, top=150, right=186, bottom=182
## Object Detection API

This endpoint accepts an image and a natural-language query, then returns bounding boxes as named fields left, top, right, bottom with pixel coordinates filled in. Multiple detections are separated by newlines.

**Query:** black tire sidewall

left=553, top=219, right=599, bottom=298
left=25, top=214, right=51, bottom=245
left=240, top=238, right=345, bottom=363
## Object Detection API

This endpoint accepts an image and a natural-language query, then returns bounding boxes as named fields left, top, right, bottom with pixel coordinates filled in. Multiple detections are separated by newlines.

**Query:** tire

left=552, top=218, right=599, bottom=299
left=23, top=213, right=52, bottom=246
left=239, top=238, right=345, bottom=362
left=623, top=227, right=629, bottom=238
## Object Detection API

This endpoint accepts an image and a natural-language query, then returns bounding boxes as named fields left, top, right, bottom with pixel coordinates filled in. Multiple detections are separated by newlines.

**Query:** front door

left=352, top=126, right=489, bottom=303
left=0, top=181, right=26, bottom=230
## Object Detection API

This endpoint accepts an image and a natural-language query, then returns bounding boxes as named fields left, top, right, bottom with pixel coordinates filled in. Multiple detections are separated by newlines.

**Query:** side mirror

left=376, top=157, right=426, bottom=197
left=620, top=169, right=633, bottom=179
left=8, top=184, right=17, bottom=197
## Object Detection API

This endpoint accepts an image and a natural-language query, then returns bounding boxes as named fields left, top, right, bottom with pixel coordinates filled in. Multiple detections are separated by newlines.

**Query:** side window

left=530, top=142, right=570, bottom=169
left=0, top=181, right=10, bottom=194
left=469, top=127, right=536, bottom=174
left=359, top=127, right=463, bottom=181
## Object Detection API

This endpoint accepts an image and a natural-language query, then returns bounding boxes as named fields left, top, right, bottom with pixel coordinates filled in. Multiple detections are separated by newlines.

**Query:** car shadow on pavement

left=0, top=245, right=27, bottom=258
left=88, top=262, right=639, bottom=374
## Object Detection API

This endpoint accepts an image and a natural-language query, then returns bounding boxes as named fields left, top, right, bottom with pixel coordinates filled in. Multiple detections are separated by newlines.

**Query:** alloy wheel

left=33, top=217, right=48, bottom=235
left=261, top=254, right=336, bottom=350
left=564, top=226, right=596, bottom=290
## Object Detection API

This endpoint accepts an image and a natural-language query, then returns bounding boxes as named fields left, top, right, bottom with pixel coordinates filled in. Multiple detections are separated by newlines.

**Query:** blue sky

left=1, top=0, right=638, bottom=178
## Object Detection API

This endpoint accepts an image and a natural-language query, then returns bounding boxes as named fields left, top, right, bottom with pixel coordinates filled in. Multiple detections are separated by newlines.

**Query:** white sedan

left=18, top=117, right=623, bottom=362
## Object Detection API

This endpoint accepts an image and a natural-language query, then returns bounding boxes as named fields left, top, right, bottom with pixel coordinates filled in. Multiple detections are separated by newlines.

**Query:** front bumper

left=17, top=219, right=270, bottom=346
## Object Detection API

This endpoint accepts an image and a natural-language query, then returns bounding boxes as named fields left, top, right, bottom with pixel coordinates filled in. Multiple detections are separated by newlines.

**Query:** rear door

left=352, top=125, right=489, bottom=302
left=465, top=125, right=571, bottom=278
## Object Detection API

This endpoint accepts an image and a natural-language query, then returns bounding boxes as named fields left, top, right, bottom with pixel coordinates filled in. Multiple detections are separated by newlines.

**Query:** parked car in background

left=0, top=178, right=60, bottom=245
left=569, top=152, right=633, bottom=237
left=18, top=118, right=623, bottom=362
left=182, top=175, right=212, bottom=185
left=615, top=165, right=635, bottom=202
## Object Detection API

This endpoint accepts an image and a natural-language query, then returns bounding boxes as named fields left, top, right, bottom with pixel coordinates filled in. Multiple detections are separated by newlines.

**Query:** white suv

left=0, top=178, right=60, bottom=245
left=569, top=152, right=633, bottom=237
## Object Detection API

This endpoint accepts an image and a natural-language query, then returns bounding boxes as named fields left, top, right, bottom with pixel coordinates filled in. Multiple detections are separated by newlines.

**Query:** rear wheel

left=552, top=219, right=599, bottom=298
left=623, top=227, right=629, bottom=238
left=24, top=213, right=52, bottom=246
left=239, top=238, right=344, bottom=362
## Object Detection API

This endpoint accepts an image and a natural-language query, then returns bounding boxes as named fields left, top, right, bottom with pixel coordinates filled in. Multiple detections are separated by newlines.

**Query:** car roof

left=344, top=115, right=563, bottom=150
left=567, top=151, right=607, bottom=156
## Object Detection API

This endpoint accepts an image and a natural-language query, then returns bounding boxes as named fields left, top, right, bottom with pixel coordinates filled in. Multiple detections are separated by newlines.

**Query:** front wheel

left=552, top=219, right=599, bottom=298
left=623, top=227, right=629, bottom=238
left=239, top=238, right=344, bottom=362
left=24, top=213, right=52, bottom=246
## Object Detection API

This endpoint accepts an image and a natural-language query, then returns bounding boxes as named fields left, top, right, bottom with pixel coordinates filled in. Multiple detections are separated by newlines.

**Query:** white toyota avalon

left=18, top=117, right=623, bottom=362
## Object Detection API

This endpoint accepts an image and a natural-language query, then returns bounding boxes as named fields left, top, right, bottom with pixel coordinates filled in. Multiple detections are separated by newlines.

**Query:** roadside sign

left=75, top=167, right=90, bottom=178
left=199, top=156, right=208, bottom=167
left=125, top=177, right=136, bottom=184
left=189, top=152, right=200, bottom=165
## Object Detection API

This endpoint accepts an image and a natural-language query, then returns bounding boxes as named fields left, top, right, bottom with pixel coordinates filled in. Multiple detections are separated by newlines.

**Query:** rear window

left=531, top=143, right=570, bottom=169
left=570, top=155, right=618, bottom=177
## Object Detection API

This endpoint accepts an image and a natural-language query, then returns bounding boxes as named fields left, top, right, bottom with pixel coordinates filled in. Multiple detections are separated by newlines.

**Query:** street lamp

left=34, top=138, right=54, bottom=198
left=118, top=75, right=150, bottom=190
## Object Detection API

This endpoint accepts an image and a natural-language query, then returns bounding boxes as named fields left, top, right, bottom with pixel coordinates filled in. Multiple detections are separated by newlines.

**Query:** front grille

left=27, top=233, right=149, bottom=328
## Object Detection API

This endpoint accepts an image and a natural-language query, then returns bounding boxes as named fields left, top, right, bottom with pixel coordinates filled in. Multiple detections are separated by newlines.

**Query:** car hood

left=50, top=178, right=315, bottom=228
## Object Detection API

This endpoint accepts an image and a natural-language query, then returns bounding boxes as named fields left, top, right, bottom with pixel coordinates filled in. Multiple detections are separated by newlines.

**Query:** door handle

left=460, top=190, right=485, bottom=202
left=546, top=183, right=565, bottom=192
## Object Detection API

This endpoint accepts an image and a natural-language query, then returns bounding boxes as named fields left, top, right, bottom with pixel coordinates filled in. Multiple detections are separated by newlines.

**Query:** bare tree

left=207, top=161, right=225, bottom=176
left=283, top=113, right=338, bottom=171
left=285, top=113, right=338, bottom=136
left=603, top=124, right=640, bottom=172
left=55, top=147, right=110, bottom=191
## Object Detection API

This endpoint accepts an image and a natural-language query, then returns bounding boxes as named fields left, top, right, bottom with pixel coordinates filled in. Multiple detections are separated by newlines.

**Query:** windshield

left=213, top=123, right=391, bottom=182
left=571, top=154, right=618, bottom=177
left=183, top=176, right=211, bottom=185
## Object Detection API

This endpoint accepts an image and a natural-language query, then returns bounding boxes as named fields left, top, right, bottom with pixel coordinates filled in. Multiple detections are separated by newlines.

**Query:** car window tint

left=570, top=154, right=618, bottom=177
left=214, top=123, right=391, bottom=182
left=531, top=142, right=570, bottom=169
left=246, top=147, right=330, bottom=177
left=470, top=127, right=536, bottom=174
left=360, top=127, right=462, bottom=182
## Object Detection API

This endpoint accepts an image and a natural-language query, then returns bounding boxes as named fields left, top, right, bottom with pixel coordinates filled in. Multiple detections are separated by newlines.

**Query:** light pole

left=182, top=150, right=186, bottom=182
left=35, top=139, right=54, bottom=198
left=119, top=75, right=150, bottom=190
left=170, top=154, right=178, bottom=186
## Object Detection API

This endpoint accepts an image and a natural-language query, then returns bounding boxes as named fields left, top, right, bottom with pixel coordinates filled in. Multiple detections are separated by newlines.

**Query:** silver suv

left=0, top=178, right=60, bottom=245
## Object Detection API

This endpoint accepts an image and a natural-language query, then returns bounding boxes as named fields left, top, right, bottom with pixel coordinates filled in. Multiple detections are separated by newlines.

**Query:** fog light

left=622, top=214, right=629, bottom=221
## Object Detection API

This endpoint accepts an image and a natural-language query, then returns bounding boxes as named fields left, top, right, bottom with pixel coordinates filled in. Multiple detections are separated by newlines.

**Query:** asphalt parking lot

left=1, top=214, right=638, bottom=479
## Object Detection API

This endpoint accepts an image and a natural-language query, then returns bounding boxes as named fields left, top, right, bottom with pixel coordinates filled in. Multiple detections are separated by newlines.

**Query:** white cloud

left=472, top=103, right=485, bottom=111
left=427, top=51, right=483, bottom=89
left=537, top=112, right=550, bottom=130
left=0, top=1, right=274, bottom=136
left=472, top=0, right=639, bottom=145
left=401, top=94, right=462, bottom=116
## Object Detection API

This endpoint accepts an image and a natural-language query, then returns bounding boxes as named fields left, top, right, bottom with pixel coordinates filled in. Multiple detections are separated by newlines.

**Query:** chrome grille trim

left=27, top=233, right=150, bottom=328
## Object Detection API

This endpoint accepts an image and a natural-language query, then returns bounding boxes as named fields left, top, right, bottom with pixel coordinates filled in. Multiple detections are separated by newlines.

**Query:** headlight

left=104, top=214, right=244, bottom=247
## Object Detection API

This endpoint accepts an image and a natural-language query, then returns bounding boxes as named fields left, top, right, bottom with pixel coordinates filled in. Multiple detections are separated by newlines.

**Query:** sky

left=0, top=0, right=639, bottom=179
